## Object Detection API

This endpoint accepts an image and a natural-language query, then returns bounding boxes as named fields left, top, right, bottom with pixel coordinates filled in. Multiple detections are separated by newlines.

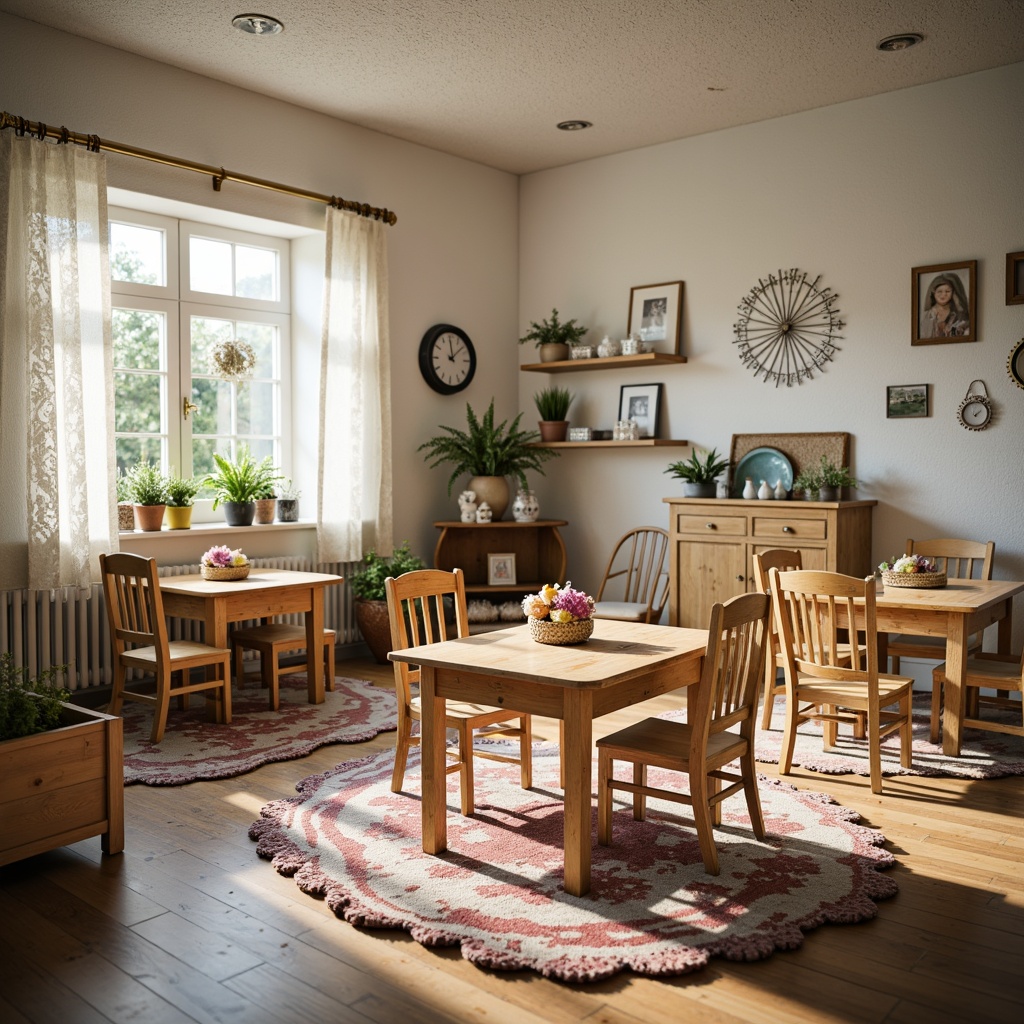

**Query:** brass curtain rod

left=0, top=111, right=397, bottom=226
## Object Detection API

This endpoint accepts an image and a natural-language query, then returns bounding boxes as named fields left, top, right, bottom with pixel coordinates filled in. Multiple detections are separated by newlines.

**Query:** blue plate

left=732, top=447, right=794, bottom=498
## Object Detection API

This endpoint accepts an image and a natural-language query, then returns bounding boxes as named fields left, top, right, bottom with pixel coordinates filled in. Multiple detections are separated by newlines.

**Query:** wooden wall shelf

left=520, top=352, right=686, bottom=373
left=531, top=439, right=689, bottom=449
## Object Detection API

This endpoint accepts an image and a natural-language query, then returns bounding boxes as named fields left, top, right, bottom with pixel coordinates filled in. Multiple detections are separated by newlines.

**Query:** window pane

left=191, top=315, right=234, bottom=372
left=241, top=438, right=274, bottom=462
left=236, top=380, right=276, bottom=435
left=116, top=436, right=163, bottom=476
left=113, top=308, right=163, bottom=370
left=191, top=377, right=233, bottom=435
left=110, top=223, right=164, bottom=285
left=235, top=321, right=276, bottom=375
left=190, top=237, right=233, bottom=295
left=191, top=437, right=221, bottom=488
left=114, top=372, right=163, bottom=433
left=235, top=245, right=277, bottom=301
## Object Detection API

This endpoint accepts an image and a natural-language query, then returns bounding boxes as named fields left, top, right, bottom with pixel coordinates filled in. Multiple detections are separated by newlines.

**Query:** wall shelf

left=520, top=352, right=686, bottom=373
left=530, top=439, right=689, bottom=449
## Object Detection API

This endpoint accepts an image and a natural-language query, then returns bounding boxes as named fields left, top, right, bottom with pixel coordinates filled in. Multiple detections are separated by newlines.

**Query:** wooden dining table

left=158, top=568, right=344, bottom=705
left=388, top=618, right=707, bottom=897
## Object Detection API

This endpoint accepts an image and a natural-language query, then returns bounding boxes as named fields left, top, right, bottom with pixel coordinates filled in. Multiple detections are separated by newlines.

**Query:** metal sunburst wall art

left=733, top=269, right=844, bottom=386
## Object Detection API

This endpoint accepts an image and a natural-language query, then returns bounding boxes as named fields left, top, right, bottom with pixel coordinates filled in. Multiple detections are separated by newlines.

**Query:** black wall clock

left=418, top=323, right=476, bottom=394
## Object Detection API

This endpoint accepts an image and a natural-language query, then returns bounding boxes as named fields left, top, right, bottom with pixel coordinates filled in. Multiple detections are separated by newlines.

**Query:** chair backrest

left=99, top=552, right=169, bottom=657
left=769, top=568, right=879, bottom=687
left=595, top=527, right=670, bottom=623
left=752, top=548, right=803, bottom=641
left=906, top=538, right=994, bottom=580
left=384, top=568, right=470, bottom=707
left=688, top=592, right=770, bottom=746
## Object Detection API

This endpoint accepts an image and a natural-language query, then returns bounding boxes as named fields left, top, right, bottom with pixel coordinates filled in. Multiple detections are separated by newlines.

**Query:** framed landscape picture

left=911, top=261, right=976, bottom=345
left=887, top=384, right=928, bottom=418
left=627, top=281, right=684, bottom=355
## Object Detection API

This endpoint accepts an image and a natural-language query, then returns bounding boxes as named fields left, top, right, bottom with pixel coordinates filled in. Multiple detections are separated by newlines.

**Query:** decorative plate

left=731, top=447, right=794, bottom=498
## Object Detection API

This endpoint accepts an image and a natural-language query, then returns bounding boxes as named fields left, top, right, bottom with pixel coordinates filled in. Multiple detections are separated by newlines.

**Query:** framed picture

left=911, top=261, right=977, bottom=345
left=618, top=383, right=662, bottom=438
left=1007, top=251, right=1024, bottom=305
left=627, top=281, right=684, bottom=355
left=487, top=553, right=516, bottom=586
left=886, top=383, right=929, bottom=419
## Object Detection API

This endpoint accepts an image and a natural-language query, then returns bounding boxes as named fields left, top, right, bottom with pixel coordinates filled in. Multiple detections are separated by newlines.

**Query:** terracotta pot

left=538, top=420, right=569, bottom=443
left=468, top=475, right=510, bottom=521
left=222, top=500, right=256, bottom=526
left=133, top=504, right=166, bottom=532
left=354, top=598, right=393, bottom=664
left=165, top=505, right=192, bottom=530
left=538, top=343, right=570, bottom=363
left=254, top=498, right=277, bottom=524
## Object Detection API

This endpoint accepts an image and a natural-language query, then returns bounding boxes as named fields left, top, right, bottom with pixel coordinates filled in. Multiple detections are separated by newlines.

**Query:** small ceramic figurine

left=774, top=479, right=788, bottom=500
left=458, top=490, right=478, bottom=523
left=757, top=479, right=772, bottom=500
left=742, top=477, right=757, bottom=500
left=512, top=489, right=540, bottom=522
left=475, top=502, right=493, bottom=523
left=597, top=336, right=620, bottom=358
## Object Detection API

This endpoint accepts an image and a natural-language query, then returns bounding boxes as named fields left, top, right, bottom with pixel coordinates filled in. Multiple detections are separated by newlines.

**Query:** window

left=110, top=209, right=291, bottom=483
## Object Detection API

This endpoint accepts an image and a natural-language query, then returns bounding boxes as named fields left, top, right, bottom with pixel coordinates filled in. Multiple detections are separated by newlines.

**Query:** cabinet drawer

left=675, top=514, right=747, bottom=537
left=752, top=516, right=827, bottom=541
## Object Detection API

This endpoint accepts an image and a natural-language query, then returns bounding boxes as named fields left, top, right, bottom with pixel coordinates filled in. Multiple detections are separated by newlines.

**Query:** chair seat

left=592, top=600, right=650, bottom=622
left=231, top=623, right=335, bottom=649
left=410, top=695, right=527, bottom=725
left=231, top=622, right=336, bottom=710
left=597, top=716, right=747, bottom=771
left=933, top=653, right=1023, bottom=687
left=121, top=640, right=231, bottom=667
left=795, top=673, right=914, bottom=707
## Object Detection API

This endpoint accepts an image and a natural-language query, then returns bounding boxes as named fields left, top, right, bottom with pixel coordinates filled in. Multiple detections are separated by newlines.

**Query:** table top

left=158, top=568, right=343, bottom=597
left=389, top=619, right=707, bottom=690
left=873, top=578, right=1024, bottom=614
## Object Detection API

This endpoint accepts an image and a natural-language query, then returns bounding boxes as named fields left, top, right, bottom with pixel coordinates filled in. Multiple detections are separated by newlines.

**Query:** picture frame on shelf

left=911, top=260, right=976, bottom=345
left=617, top=383, right=662, bottom=438
left=886, top=383, right=929, bottom=418
left=627, top=281, right=684, bottom=355
left=1007, top=251, right=1024, bottom=305
left=487, top=553, right=516, bottom=586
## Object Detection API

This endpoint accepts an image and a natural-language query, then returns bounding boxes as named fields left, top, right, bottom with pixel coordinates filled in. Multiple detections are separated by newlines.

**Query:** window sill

left=119, top=519, right=316, bottom=541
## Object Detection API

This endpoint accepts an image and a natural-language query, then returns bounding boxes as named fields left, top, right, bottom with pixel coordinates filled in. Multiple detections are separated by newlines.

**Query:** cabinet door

left=673, top=539, right=746, bottom=629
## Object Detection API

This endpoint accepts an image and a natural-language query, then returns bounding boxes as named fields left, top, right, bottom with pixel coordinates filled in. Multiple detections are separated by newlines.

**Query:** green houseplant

left=165, top=472, right=199, bottom=530
left=350, top=542, right=426, bottom=663
left=816, top=456, right=858, bottom=501
left=664, top=447, right=731, bottom=498
left=792, top=467, right=822, bottom=501
left=124, top=460, right=169, bottom=532
left=533, top=385, right=574, bottom=443
left=202, top=446, right=281, bottom=526
left=418, top=399, right=558, bottom=521
left=518, top=308, right=588, bottom=364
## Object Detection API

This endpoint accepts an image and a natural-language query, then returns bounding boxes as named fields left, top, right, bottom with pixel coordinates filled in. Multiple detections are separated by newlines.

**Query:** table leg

left=206, top=602, right=229, bottom=723
left=562, top=688, right=593, bottom=897
left=304, top=587, right=325, bottom=704
left=420, top=666, right=448, bottom=855
left=941, top=614, right=968, bottom=756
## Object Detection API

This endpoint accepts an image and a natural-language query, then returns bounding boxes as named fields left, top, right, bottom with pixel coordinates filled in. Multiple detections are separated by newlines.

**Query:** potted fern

left=124, top=460, right=169, bottom=532
left=534, top=385, right=574, bottom=443
left=350, top=542, right=426, bottom=663
left=165, top=472, right=199, bottom=530
left=664, top=447, right=731, bottom=498
left=519, top=308, right=588, bottom=363
left=202, top=446, right=281, bottom=527
left=816, top=456, right=858, bottom=502
left=418, top=399, right=558, bottom=520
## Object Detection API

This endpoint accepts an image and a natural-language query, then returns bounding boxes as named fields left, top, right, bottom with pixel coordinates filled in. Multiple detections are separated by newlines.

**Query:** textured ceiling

left=3, top=0, right=1024, bottom=174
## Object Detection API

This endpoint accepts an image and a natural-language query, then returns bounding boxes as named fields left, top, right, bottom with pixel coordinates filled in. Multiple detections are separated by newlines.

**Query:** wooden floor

left=2, top=657, right=1023, bottom=1024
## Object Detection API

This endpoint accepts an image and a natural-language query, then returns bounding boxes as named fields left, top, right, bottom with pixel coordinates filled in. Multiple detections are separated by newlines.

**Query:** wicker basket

left=200, top=564, right=251, bottom=582
left=529, top=617, right=594, bottom=645
left=881, top=569, right=947, bottom=589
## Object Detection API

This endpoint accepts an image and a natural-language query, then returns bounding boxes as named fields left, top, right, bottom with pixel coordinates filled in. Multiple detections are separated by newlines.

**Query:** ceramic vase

left=742, top=477, right=757, bottom=500
left=774, top=480, right=788, bottom=500
left=512, top=489, right=540, bottom=522
left=468, top=476, right=509, bottom=521
left=757, top=480, right=772, bottom=500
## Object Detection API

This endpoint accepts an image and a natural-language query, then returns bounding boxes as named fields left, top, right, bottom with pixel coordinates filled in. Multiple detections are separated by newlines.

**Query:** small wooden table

left=389, top=618, right=707, bottom=896
left=158, top=569, right=343, bottom=705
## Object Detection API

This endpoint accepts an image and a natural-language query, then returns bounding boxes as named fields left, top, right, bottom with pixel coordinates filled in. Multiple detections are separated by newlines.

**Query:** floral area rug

left=249, top=747, right=895, bottom=982
left=123, top=676, right=397, bottom=785
left=661, top=694, right=1024, bottom=780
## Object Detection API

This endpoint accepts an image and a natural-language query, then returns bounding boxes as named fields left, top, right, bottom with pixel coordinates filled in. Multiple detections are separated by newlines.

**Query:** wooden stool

left=230, top=623, right=336, bottom=710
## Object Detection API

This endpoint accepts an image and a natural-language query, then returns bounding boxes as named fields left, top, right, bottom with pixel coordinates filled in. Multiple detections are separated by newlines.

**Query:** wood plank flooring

left=2, top=658, right=1022, bottom=1023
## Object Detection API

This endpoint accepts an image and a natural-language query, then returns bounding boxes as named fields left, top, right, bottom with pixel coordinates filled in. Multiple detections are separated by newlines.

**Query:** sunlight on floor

left=222, top=789, right=268, bottom=815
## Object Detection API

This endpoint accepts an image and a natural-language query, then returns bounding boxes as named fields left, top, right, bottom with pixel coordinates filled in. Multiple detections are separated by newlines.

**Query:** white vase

left=512, top=489, right=540, bottom=522
left=742, top=477, right=757, bottom=500
left=774, top=480, right=788, bottom=500
left=757, top=480, right=772, bottom=500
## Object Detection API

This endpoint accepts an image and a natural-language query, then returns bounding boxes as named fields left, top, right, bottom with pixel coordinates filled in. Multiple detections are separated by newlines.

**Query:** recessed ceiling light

left=232, top=13, right=284, bottom=36
left=877, top=33, right=923, bottom=52
left=557, top=120, right=592, bottom=132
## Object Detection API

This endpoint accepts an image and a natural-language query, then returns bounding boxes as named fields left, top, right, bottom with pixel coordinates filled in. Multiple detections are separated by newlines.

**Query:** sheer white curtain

left=317, top=207, right=393, bottom=562
left=0, top=133, right=116, bottom=590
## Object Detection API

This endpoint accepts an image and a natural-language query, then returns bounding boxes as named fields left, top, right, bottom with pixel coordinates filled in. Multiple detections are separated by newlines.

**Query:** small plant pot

left=165, top=505, right=193, bottom=530
left=538, top=343, right=570, bottom=363
left=817, top=486, right=839, bottom=502
left=133, top=504, right=166, bottom=532
left=681, top=482, right=716, bottom=498
left=254, top=498, right=277, bottom=525
left=538, top=420, right=569, bottom=443
left=276, top=497, right=299, bottom=522
left=222, top=500, right=256, bottom=527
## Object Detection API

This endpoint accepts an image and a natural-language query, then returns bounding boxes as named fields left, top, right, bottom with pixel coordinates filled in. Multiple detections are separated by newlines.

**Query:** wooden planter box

left=0, top=703, right=124, bottom=867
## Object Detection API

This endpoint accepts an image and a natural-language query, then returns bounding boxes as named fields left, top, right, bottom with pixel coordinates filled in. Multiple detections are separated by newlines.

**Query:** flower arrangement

left=878, top=554, right=938, bottom=574
left=522, top=581, right=594, bottom=623
left=878, top=554, right=946, bottom=588
left=202, top=545, right=250, bottom=568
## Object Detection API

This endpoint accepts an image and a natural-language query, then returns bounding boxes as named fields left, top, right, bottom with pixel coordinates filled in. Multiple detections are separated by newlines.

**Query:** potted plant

left=792, top=467, right=822, bottom=501
left=534, top=385, right=574, bottom=443
left=816, top=456, right=858, bottom=501
left=0, top=653, right=123, bottom=866
left=519, top=308, right=588, bottom=364
left=276, top=478, right=301, bottom=522
left=350, top=541, right=426, bottom=663
left=664, top=447, right=731, bottom=498
left=124, top=460, right=169, bottom=531
left=165, top=472, right=199, bottom=529
left=253, top=482, right=278, bottom=525
left=202, top=446, right=281, bottom=527
left=418, top=399, right=558, bottom=521
left=115, top=466, right=135, bottom=532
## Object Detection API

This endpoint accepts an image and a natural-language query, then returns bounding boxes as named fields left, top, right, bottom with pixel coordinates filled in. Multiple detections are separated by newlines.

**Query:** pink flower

left=525, top=581, right=594, bottom=622
left=202, top=545, right=249, bottom=568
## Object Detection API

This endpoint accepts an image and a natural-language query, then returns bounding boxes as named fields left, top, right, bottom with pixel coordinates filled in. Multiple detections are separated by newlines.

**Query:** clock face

left=958, top=398, right=991, bottom=430
left=419, top=324, right=476, bottom=395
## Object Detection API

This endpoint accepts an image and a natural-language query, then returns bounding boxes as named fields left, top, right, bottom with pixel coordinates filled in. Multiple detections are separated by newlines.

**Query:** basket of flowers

left=522, top=582, right=595, bottom=645
left=878, top=554, right=947, bottom=589
left=200, top=545, right=251, bottom=581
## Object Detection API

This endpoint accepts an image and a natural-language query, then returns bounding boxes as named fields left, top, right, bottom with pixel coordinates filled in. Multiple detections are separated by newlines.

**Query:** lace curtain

left=317, top=207, right=393, bottom=563
left=0, top=133, right=116, bottom=590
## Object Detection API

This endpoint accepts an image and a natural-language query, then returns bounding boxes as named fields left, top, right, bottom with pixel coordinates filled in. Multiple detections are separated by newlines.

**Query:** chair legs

left=519, top=714, right=532, bottom=790
left=390, top=716, right=413, bottom=794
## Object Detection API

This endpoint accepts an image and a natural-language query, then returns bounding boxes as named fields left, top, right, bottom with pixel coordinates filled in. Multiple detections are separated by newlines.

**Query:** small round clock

left=957, top=380, right=993, bottom=431
left=418, top=323, right=476, bottom=395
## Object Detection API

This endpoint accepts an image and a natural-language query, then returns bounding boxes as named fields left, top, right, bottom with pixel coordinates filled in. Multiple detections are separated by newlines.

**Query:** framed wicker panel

left=729, top=432, right=850, bottom=491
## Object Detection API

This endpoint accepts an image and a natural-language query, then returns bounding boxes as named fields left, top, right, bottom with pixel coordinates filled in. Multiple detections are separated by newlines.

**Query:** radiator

left=1, top=558, right=359, bottom=692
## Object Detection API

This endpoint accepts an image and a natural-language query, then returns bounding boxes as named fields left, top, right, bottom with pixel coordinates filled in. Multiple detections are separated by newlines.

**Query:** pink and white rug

left=123, top=676, right=397, bottom=785
left=249, top=747, right=895, bottom=982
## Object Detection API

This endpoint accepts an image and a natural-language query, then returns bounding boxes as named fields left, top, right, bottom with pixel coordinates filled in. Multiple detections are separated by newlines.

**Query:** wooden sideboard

left=663, top=497, right=876, bottom=628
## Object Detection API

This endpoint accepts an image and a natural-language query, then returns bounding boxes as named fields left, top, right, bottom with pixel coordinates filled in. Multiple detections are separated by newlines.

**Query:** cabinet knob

left=782, top=525, right=794, bottom=533
left=705, top=522, right=716, bottom=530
left=735, top=574, right=744, bottom=581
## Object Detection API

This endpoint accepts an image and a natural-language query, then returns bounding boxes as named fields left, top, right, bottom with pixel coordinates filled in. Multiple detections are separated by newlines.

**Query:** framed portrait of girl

left=912, top=261, right=977, bottom=345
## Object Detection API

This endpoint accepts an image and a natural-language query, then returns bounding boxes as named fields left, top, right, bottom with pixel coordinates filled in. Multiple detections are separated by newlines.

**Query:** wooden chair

left=592, top=526, right=670, bottom=623
left=596, top=592, right=770, bottom=876
left=932, top=652, right=1024, bottom=740
left=769, top=568, right=914, bottom=794
left=230, top=623, right=337, bottom=710
left=885, top=538, right=994, bottom=742
left=385, top=568, right=533, bottom=816
left=100, top=552, right=232, bottom=743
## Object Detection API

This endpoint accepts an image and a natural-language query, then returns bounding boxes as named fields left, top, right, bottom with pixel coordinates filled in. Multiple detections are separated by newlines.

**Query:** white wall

left=0, top=12, right=519, bottom=568
left=519, top=62, right=1024, bottom=648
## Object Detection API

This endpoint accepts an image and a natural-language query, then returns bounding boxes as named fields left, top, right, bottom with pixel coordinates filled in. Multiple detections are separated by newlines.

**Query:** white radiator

left=1, top=558, right=359, bottom=692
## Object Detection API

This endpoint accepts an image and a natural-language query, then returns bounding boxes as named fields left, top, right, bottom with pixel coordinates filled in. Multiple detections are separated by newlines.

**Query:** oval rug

left=249, top=747, right=896, bottom=982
